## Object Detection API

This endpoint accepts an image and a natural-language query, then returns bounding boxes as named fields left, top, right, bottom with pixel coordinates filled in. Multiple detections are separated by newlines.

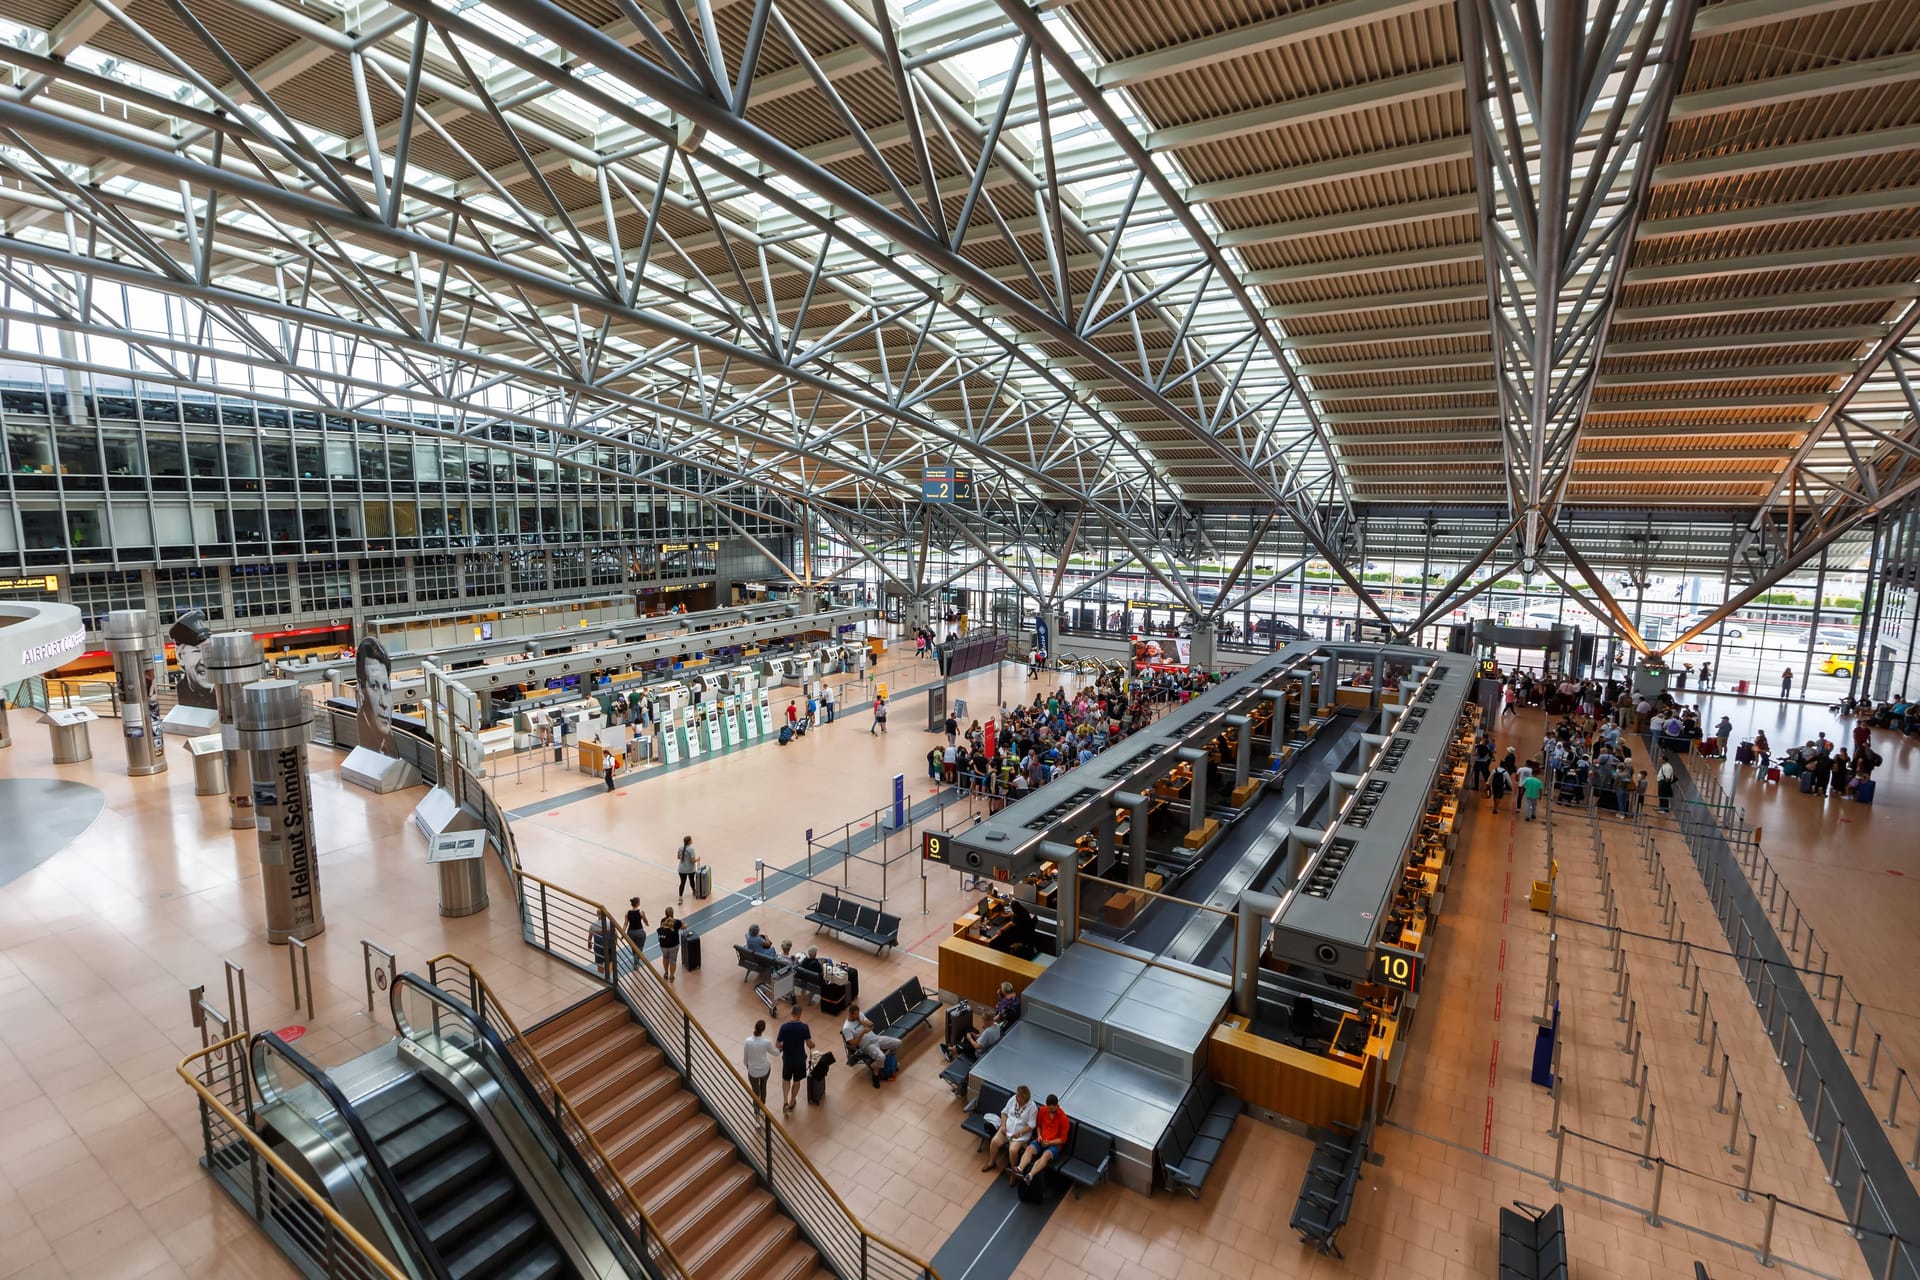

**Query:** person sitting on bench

left=745, top=924, right=777, bottom=957
left=981, top=1084, right=1037, bottom=1173
left=839, top=1011, right=902, bottom=1087
left=1010, top=1095, right=1070, bottom=1186
left=941, top=1010, right=1007, bottom=1062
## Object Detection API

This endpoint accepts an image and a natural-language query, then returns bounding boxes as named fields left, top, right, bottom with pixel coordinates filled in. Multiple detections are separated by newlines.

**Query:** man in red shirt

left=1011, top=1094, right=1070, bottom=1184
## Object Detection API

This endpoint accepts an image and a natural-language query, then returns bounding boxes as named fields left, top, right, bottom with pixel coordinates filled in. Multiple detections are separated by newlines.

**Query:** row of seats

left=806, top=892, right=902, bottom=953
left=1498, top=1201, right=1568, bottom=1280
left=863, top=977, right=941, bottom=1039
left=961, top=1084, right=1113, bottom=1199
left=1290, top=1121, right=1367, bottom=1257
left=1154, top=1076, right=1242, bottom=1196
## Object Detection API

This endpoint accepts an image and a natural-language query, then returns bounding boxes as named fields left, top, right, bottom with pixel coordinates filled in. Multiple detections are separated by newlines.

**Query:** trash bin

left=188, top=735, right=228, bottom=796
left=44, top=708, right=96, bottom=763
left=437, top=854, right=489, bottom=918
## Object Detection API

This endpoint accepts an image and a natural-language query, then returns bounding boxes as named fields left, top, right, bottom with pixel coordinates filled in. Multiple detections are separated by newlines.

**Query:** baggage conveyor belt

left=1118, top=709, right=1370, bottom=970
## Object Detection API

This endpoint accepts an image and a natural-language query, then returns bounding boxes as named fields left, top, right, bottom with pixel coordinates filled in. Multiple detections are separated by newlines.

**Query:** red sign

left=276, top=1025, right=307, bottom=1042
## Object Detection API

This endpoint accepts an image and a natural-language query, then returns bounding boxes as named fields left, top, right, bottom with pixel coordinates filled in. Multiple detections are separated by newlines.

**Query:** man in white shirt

left=980, top=1084, right=1037, bottom=1173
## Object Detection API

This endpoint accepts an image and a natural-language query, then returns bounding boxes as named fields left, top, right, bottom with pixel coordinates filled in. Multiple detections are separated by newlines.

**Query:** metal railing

left=512, top=870, right=939, bottom=1280
left=177, top=1034, right=408, bottom=1280
left=1665, top=748, right=1920, bottom=1171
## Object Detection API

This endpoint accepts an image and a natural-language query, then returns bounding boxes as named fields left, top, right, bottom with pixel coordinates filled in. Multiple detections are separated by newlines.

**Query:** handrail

left=407, top=957, right=696, bottom=1280
left=250, top=1030, right=456, bottom=1280
left=512, top=867, right=941, bottom=1280
left=177, top=1035, right=410, bottom=1280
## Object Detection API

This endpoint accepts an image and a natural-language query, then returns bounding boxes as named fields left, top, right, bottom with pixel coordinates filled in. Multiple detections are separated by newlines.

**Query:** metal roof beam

left=1183, top=136, right=1475, bottom=206
left=1241, top=241, right=1485, bottom=286
left=1263, top=285, right=1487, bottom=319
left=1637, top=186, right=1920, bottom=239
left=1613, top=284, right=1919, bottom=321
left=1603, top=326, right=1888, bottom=353
left=1669, top=50, right=1920, bottom=119
left=1298, top=351, right=1497, bottom=375
left=1279, top=319, right=1493, bottom=348
left=1690, top=0, right=1885, bottom=37
left=1144, top=64, right=1462, bottom=152
left=1092, top=0, right=1452, bottom=88
left=1623, top=236, right=1920, bottom=283
left=1594, top=361, right=1859, bottom=384
left=1652, top=124, right=1920, bottom=185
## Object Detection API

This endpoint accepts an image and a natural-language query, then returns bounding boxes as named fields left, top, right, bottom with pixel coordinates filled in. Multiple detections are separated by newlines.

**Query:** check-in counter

left=1209, top=1010, right=1397, bottom=1131
left=937, top=934, right=1045, bottom=1008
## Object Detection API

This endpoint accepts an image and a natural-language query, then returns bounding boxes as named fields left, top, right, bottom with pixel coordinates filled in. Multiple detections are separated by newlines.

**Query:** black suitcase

left=1015, top=1169, right=1051, bottom=1204
left=944, top=1001, right=974, bottom=1049
left=682, top=931, right=702, bottom=971
left=1799, top=771, right=1817, bottom=794
left=807, top=1051, right=835, bottom=1105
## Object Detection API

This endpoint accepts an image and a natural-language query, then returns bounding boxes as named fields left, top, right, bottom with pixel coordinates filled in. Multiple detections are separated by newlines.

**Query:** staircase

left=523, top=992, right=831, bottom=1280
left=355, top=1075, right=574, bottom=1280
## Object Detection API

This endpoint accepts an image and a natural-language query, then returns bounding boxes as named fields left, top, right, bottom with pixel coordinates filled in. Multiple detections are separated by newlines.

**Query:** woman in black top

left=657, top=911, right=683, bottom=983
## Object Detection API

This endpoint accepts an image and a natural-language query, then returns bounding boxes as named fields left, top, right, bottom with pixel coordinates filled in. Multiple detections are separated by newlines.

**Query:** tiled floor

left=0, top=654, right=1906, bottom=1279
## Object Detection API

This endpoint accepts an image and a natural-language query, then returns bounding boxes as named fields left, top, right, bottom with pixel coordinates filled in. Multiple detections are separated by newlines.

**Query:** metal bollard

left=1627, top=1029, right=1643, bottom=1085
left=1619, top=968, right=1633, bottom=1021
left=1647, top=1156, right=1665, bottom=1227
left=1703, top=1020, right=1720, bottom=1076
left=1623, top=999, right=1639, bottom=1054
left=1791, top=1041, right=1808, bottom=1100
left=1757, top=1193, right=1777, bottom=1265
left=1640, top=1101, right=1656, bottom=1166
left=1866, top=1034, right=1882, bottom=1089
left=1810, top=1078, right=1827, bottom=1138
left=1889, top=1068, right=1906, bottom=1127
left=1726, top=1091, right=1743, bottom=1154
left=1738, top=1130, right=1757, bottom=1203
left=1848, top=1001, right=1864, bottom=1055
left=1910, top=1117, right=1919, bottom=1171
left=1633, top=1065, right=1649, bottom=1124
left=1827, top=1121, right=1846, bottom=1186
left=1697, top=990, right=1711, bottom=1045
left=1847, top=1176, right=1867, bottom=1240
left=1714, top=1056, right=1731, bottom=1111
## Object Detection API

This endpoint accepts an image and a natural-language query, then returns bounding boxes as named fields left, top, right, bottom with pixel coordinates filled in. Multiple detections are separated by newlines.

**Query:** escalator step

left=379, top=1105, right=472, bottom=1172
left=442, top=1209, right=544, bottom=1280
left=358, top=1078, right=449, bottom=1142
left=399, top=1137, right=495, bottom=1214
left=485, top=1241, right=569, bottom=1280
left=420, top=1171, right=518, bottom=1249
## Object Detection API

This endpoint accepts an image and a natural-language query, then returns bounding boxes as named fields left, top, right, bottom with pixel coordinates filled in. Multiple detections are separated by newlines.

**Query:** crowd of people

left=925, top=667, right=1216, bottom=805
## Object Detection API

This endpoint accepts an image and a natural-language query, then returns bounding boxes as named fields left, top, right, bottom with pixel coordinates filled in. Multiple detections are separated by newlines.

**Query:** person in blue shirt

left=746, top=923, right=777, bottom=956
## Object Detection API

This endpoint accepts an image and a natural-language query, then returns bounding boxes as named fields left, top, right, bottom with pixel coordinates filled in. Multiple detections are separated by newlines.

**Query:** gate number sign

left=1372, top=944, right=1421, bottom=993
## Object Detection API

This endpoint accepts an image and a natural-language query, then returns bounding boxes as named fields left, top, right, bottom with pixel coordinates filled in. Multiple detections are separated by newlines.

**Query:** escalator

left=249, top=977, right=638, bottom=1280
left=353, top=1074, right=568, bottom=1280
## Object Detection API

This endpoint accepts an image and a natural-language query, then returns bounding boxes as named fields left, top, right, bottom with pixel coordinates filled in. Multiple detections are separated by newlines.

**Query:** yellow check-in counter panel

left=937, top=935, right=1046, bottom=1008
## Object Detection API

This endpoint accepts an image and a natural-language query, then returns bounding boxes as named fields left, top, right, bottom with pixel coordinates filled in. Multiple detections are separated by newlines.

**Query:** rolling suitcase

left=682, top=929, right=702, bottom=971
left=694, top=863, right=712, bottom=900
left=778, top=724, right=793, bottom=746
left=944, top=1001, right=974, bottom=1051
left=1853, top=779, right=1875, bottom=805
left=1799, top=771, right=1817, bottom=794
left=1765, top=766, right=1782, bottom=783
left=807, top=1050, right=835, bottom=1104
left=1735, top=742, right=1755, bottom=765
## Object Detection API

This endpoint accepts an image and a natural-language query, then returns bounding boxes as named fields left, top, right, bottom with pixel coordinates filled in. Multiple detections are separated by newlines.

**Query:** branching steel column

left=1457, top=0, right=1697, bottom=564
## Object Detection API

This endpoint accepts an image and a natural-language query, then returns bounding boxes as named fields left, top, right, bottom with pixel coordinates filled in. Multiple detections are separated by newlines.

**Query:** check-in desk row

left=1220, top=662, right=1478, bottom=1130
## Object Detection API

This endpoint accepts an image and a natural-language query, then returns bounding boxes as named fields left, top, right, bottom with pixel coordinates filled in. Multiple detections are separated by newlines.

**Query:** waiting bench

left=805, top=892, right=901, bottom=954
left=1155, top=1076, right=1242, bottom=1197
left=1498, top=1201, right=1567, bottom=1280
left=1291, top=1122, right=1367, bottom=1257
left=864, top=977, right=941, bottom=1039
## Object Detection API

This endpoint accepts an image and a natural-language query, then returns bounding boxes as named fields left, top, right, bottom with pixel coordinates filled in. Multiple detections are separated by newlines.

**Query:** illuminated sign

left=921, top=467, right=973, bottom=503
left=922, top=831, right=949, bottom=863
left=1372, top=944, right=1422, bottom=993
left=0, top=575, right=58, bottom=593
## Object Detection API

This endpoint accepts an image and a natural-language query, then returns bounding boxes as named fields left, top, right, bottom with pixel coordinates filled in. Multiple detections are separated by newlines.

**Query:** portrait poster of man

left=355, top=635, right=396, bottom=755
left=167, top=610, right=217, bottom=709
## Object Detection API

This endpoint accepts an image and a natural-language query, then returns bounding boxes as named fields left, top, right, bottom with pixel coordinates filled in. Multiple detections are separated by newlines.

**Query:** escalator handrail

left=387, top=971, right=683, bottom=1280
left=249, top=1030, right=456, bottom=1280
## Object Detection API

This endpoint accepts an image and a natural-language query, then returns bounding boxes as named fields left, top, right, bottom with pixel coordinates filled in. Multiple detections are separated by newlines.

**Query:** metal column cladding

left=207, top=631, right=266, bottom=832
left=239, top=679, right=324, bottom=944
left=103, top=609, right=165, bottom=777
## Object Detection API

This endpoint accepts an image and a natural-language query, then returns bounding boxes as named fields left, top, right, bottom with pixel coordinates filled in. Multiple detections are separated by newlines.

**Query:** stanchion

left=1714, top=1057, right=1731, bottom=1112
left=1622, top=999, right=1638, bottom=1054
left=1633, top=1065, right=1650, bottom=1123
left=1647, top=1156, right=1665, bottom=1226
left=1640, top=1102, right=1656, bottom=1165
left=1702, top=1019, right=1720, bottom=1075
left=1887, top=1068, right=1906, bottom=1127
left=1811, top=1078, right=1828, bottom=1139
left=1739, top=1131, right=1757, bottom=1203
left=1827, top=1122, right=1846, bottom=1186
left=1725, top=1091, right=1744, bottom=1154
left=288, top=937, right=314, bottom=1014
left=1757, top=1194, right=1777, bottom=1265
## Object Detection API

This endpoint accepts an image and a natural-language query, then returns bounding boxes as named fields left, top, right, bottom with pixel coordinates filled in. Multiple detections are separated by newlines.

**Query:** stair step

left=547, top=1027, right=654, bottom=1094
left=579, top=1058, right=678, bottom=1128
left=731, top=1236, right=824, bottom=1280
left=600, top=1091, right=703, bottom=1160
left=640, top=1135, right=740, bottom=1222
left=524, top=990, right=622, bottom=1046
left=684, top=1202, right=791, bottom=1280
left=652, top=1159, right=757, bottom=1241
left=614, top=1112, right=719, bottom=1184
left=398, top=1136, right=494, bottom=1215
left=528, top=1002, right=636, bottom=1070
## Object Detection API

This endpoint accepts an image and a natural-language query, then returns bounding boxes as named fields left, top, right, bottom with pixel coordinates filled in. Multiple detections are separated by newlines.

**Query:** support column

left=1265, top=687, right=1290, bottom=765
left=904, top=596, right=933, bottom=636
left=1095, top=804, right=1118, bottom=879
left=104, top=609, right=166, bottom=777
left=1313, top=653, right=1336, bottom=715
left=1116, top=791, right=1149, bottom=888
left=1186, top=618, right=1218, bottom=672
left=1224, top=714, right=1256, bottom=806
left=238, top=679, right=324, bottom=944
left=207, top=632, right=266, bottom=830
left=1179, top=746, right=1216, bottom=850
left=1044, top=839, right=1081, bottom=950
left=797, top=587, right=821, bottom=614
left=1235, top=891, right=1280, bottom=1018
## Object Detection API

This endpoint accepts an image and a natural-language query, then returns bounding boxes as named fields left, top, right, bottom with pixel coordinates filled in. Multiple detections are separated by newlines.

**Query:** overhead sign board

left=921, top=467, right=972, bottom=503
